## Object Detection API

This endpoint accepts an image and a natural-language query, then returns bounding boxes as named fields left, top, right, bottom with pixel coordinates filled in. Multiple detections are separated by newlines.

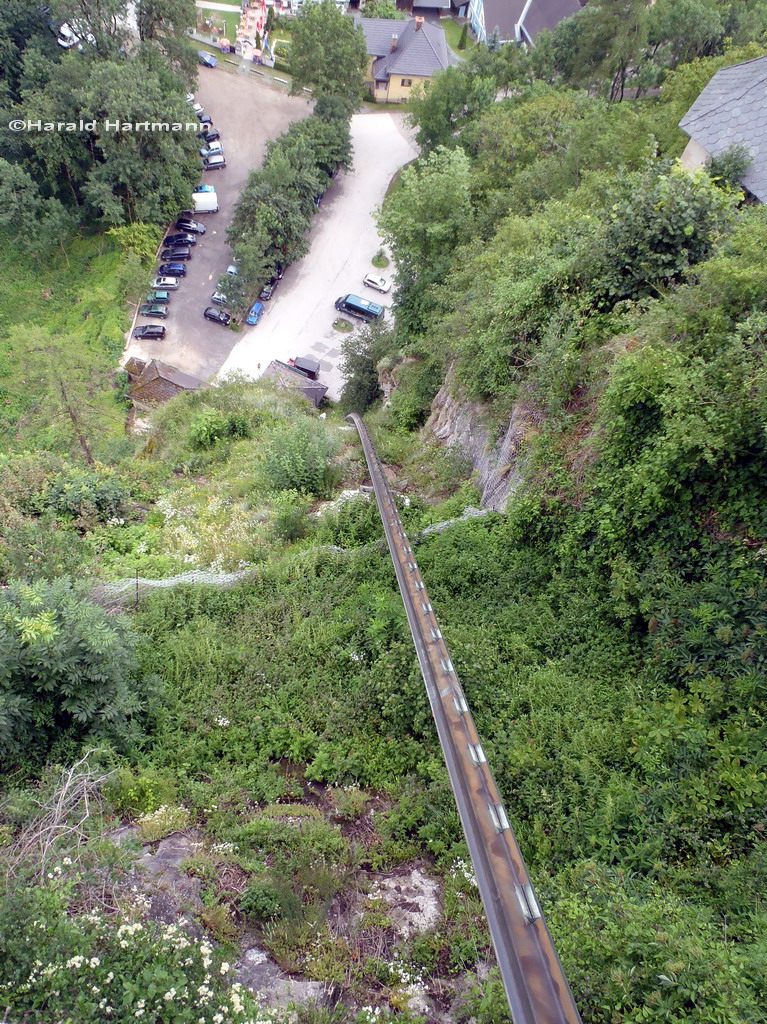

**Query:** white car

left=192, top=102, right=204, bottom=116
left=186, top=93, right=195, bottom=104
left=152, top=276, right=180, bottom=290
left=226, top=264, right=239, bottom=276
left=363, top=273, right=391, bottom=294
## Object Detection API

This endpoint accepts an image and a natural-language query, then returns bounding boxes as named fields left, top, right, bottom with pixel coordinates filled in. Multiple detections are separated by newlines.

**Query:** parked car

left=259, top=277, right=279, bottom=301
left=160, top=246, right=192, bottom=261
left=164, top=233, right=196, bottom=247
left=133, top=324, right=166, bottom=340
left=146, top=291, right=171, bottom=304
left=204, top=306, right=231, bottom=326
left=176, top=217, right=206, bottom=235
left=158, top=263, right=187, bottom=277
left=152, top=276, right=179, bottom=290
left=193, top=184, right=216, bottom=193
left=186, top=92, right=195, bottom=104
left=199, top=142, right=224, bottom=158
left=226, top=263, right=239, bottom=276
left=202, top=154, right=226, bottom=171
left=192, top=102, right=203, bottom=116
left=197, top=113, right=213, bottom=126
left=139, top=303, right=169, bottom=320
left=198, top=50, right=218, bottom=68
left=246, top=301, right=264, bottom=325
left=362, top=273, right=391, bottom=294
left=313, top=194, right=323, bottom=210
left=211, top=290, right=228, bottom=306
left=200, top=127, right=220, bottom=144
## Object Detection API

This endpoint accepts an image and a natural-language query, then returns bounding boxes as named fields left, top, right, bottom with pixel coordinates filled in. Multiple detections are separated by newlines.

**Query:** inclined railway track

left=346, top=413, right=582, bottom=1024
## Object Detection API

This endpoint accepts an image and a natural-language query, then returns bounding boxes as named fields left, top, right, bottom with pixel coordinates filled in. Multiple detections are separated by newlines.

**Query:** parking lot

left=123, top=68, right=310, bottom=378
left=220, top=112, right=417, bottom=401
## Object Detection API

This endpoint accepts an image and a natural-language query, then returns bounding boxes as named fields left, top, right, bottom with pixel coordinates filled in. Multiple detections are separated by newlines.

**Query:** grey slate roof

left=521, top=0, right=581, bottom=40
left=679, top=54, right=767, bottom=202
left=358, top=17, right=450, bottom=78
left=262, top=361, right=328, bottom=407
left=481, top=0, right=579, bottom=43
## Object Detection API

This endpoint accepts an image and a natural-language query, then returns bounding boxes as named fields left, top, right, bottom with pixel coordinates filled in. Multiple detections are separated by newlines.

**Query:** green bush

left=0, top=879, right=257, bottom=1023
left=0, top=579, right=159, bottom=765
left=239, top=877, right=284, bottom=921
left=261, top=419, right=338, bottom=496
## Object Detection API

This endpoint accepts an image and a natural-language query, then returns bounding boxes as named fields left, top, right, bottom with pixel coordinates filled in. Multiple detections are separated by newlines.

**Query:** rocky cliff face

left=426, top=370, right=538, bottom=512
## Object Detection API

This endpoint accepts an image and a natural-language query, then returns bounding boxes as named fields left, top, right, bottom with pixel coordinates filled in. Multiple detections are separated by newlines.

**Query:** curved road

left=347, top=412, right=582, bottom=1024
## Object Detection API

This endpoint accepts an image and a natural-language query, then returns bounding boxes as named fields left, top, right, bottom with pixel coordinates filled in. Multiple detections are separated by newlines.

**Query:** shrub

left=0, top=579, right=159, bottom=765
left=136, top=805, right=191, bottom=843
left=261, top=419, right=338, bottom=496
left=239, top=878, right=284, bottom=921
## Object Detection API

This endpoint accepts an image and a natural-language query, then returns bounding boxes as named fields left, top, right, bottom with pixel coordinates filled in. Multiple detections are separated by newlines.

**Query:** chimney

left=390, top=33, right=398, bottom=51
left=415, top=16, right=424, bottom=30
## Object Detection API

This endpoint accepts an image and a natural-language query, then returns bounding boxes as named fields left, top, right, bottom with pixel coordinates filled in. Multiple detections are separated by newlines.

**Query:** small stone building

left=125, top=358, right=206, bottom=410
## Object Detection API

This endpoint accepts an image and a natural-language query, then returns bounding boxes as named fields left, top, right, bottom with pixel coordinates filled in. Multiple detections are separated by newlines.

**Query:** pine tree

left=458, top=22, right=468, bottom=49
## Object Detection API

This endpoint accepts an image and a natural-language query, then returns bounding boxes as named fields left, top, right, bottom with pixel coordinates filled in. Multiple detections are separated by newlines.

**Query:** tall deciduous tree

left=377, top=144, right=474, bottom=278
left=288, top=0, right=368, bottom=103
left=407, top=65, right=496, bottom=151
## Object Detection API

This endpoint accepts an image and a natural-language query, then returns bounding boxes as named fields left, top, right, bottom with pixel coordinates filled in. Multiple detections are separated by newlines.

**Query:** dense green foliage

left=0, top=579, right=157, bottom=763
left=288, top=0, right=368, bottom=102
left=1, top=0, right=198, bottom=227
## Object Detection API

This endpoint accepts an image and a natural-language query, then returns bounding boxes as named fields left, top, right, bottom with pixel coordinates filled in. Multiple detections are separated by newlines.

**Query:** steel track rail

left=346, top=413, right=582, bottom=1024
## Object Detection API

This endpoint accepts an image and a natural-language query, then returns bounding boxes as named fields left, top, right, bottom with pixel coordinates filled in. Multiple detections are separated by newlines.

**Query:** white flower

left=213, top=1014, right=224, bottom=1024
left=164, top=988, right=176, bottom=1001
left=219, top=961, right=231, bottom=974
left=89, top=957, right=100, bottom=968
left=62, top=857, right=72, bottom=866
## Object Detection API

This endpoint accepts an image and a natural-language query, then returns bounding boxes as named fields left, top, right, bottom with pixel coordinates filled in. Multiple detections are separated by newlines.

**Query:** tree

left=340, top=320, right=397, bottom=413
left=135, top=0, right=198, bottom=81
left=645, top=0, right=724, bottom=69
left=487, top=25, right=501, bottom=52
left=408, top=65, right=496, bottom=151
left=0, top=578, right=157, bottom=762
left=361, top=0, right=405, bottom=18
left=377, top=145, right=474, bottom=277
left=0, top=160, right=76, bottom=256
left=288, top=0, right=368, bottom=103
left=458, top=22, right=469, bottom=50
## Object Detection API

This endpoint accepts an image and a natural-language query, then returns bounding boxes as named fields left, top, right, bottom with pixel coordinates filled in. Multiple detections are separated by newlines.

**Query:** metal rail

left=346, top=413, right=582, bottom=1024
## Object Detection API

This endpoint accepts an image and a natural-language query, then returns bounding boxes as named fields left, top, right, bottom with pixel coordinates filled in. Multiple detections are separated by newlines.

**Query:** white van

left=193, top=191, right=219, bottom=213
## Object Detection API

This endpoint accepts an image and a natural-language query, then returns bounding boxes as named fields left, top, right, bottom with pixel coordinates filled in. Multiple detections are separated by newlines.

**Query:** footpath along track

left=346, top=413, right=582, bottom=1024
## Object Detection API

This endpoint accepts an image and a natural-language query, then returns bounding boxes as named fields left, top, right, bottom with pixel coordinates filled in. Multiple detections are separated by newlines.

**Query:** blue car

left=198, top=50, right=218, bottom=68
left=193, top=185, right=216, bottom=193
left=246, top=301, right=264, bottom=325
left=158, top=262, right=187, bottom=278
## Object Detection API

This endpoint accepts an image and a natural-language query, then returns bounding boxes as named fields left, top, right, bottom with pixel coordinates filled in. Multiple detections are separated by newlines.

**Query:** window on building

left=401, top=78, right=412, bottom=87
left=376, top=80, right=387, bottom=89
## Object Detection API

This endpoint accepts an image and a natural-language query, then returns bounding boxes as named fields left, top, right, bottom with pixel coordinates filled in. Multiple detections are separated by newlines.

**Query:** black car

left=176, top=218, right=206, bottom=235
left=138, top=303, right=169, bottom=320
left=204, top=306, right=231, bottom=326
left=160, top=247, right=192, bottom=261
left=133, top=324, right=166, bottom=340
left=158, top=262, right=187, bottom=277
left=259, top=276, right=279, bottom=301
left=197, top=112, right=213, bottom=124
left=164, top=232, right=196, bottom=247
left=200, top=127, right=220, bottom=144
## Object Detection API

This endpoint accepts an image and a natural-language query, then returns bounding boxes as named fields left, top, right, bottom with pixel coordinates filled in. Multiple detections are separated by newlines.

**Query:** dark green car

left=146, top=291, right=171, bottom=305
left=139, top=303, right=169, bottom=320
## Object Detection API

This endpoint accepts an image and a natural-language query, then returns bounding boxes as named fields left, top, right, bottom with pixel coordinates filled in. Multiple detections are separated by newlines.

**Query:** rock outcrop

left=426, top=369, right=538, bottom=511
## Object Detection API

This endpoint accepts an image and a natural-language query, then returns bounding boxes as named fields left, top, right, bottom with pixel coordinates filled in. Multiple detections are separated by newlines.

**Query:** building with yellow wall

left=358, top=16, right=454, bottom=104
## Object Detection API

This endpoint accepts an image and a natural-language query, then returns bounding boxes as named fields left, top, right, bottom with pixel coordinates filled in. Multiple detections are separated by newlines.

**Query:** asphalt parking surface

left=124, top=69, right=310, bottom=378
left=220, top=112, right=417, bottom=401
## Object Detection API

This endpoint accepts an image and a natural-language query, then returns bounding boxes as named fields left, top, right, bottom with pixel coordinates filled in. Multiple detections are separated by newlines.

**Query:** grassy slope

left=0, top=231, right=130, bottom=454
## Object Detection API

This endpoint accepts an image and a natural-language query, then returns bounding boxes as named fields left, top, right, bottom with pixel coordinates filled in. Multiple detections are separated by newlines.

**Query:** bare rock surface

left=426, top=369, right=539, bottom=511
left=235, top=945, right=328, bottom=1009
left=372, top=865, right=441, bottom=940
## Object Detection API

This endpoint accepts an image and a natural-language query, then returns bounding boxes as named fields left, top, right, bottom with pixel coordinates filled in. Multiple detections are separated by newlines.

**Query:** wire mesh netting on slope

left=90, top=507, right=489, bottom=610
